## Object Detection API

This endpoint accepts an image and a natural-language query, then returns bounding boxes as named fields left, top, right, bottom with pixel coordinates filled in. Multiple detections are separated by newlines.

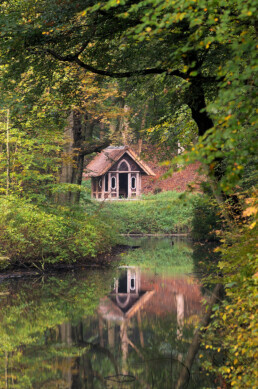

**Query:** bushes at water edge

left=0, top=196, right=118, bottom=269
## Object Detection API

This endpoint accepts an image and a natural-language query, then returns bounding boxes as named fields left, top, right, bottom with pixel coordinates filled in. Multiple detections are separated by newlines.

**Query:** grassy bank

left=0, top=196, right=118, bottom=270
left=100, top=191, right=196, bottom=234
left=119, top=237, right=194, bottom=274
left=99, top=191, right=219, bottom=237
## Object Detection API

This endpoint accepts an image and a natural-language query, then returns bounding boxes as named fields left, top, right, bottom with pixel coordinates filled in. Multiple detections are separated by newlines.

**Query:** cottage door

left=119, top=173, right=128, bottom=198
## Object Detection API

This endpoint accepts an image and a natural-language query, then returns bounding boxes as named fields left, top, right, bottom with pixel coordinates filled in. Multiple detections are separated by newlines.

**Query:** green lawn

left=99, top=191, right=200, bottom=234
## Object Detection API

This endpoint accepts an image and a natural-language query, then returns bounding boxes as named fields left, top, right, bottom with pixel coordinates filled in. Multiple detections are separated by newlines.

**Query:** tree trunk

left=58, top=110, right=110, bottom=203
left=186, top=79, right=214, bottom=137
left=176, top=283, right=224, bottom=389
left=59, top=110, right=82, bottom=203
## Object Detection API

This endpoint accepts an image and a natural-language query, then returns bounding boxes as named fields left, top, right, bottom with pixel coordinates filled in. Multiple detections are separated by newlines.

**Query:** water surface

left=0, top=238, right=216, bottom=388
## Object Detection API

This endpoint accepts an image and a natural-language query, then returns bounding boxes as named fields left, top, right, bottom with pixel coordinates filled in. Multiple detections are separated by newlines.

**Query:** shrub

left=0, top=196, right=118, bottom=268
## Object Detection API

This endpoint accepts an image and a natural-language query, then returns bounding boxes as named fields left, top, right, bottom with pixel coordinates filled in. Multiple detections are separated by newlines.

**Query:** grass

left=118, top=237, right=194, bottom=275
left=99, top=191, right=200, bottom=235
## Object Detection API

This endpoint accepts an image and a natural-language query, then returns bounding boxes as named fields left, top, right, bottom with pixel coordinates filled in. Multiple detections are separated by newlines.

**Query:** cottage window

left=130, top=275, right=136, bottom=290
left=98, top=178, right=102, bottom=188
left=111, top=176, right=116, bottom=190
left=118, top=159, right=130, bottom=171
left=131, top=176, right=136, bottom=189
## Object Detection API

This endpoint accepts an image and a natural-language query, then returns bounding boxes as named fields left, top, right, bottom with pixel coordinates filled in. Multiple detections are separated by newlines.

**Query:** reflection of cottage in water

left=99, top=267, right=155, bottom=321
left=98, top=266, right=198, bottom=377
left=99, top=266, right=202, bottom=324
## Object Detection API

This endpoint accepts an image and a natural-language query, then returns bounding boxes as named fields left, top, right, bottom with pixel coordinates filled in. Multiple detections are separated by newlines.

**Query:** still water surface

left=0, top=238, right=216, bottom=388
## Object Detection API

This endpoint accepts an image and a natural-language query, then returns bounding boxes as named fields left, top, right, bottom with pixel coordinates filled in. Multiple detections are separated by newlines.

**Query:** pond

left=0, top=237, right=217, bottom=388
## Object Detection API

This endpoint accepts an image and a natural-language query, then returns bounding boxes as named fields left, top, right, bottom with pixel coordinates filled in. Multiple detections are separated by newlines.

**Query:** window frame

left=131, top=176, right=136, bottom=190
left=111, top=176, right=116, bottom=190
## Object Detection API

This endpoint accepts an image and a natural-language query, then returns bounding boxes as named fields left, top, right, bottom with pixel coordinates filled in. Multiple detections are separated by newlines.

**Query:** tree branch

left=75, top=57, right=188, bottom=78
left=45, top=48, right=188, bottom=79
left=80, top=139, right=111, bottom=157
left=46, top=39, right=91, bottom=62
left=45, top=47, right=223, bottom=82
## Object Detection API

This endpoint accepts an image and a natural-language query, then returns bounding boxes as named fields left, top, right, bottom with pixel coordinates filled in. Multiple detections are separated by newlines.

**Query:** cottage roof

left=85, top=146, right=155, bottom=177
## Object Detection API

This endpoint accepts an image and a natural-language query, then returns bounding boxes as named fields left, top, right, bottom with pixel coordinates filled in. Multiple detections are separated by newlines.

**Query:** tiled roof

left=84, top=146, right=155, bottom=177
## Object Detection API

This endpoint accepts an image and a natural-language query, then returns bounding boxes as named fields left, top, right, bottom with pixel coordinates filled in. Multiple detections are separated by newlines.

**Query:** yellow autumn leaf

left=249, top=221, right=256, bottom=230
left=243, top=206, right=258, bottom=217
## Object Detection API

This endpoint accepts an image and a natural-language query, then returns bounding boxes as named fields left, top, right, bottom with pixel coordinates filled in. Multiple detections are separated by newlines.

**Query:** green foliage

left=144, top=104, right=198, bottom=157
left=100, top=0, right=257, bottom=193
left=191, top=195, right=222, bottom=241
left=100, top=191, right=198, bottom=234
left=0, top=119, right=63, bottom=199
left=201, top=225, right=258, bottom=388
left=0, top=271, right=113, bottom=387
left=0, top=196, right=118, bottom=267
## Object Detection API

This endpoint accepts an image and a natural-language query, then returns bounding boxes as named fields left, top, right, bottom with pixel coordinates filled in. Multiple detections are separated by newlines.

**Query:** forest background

left=0, top=0, right=257, bottom=387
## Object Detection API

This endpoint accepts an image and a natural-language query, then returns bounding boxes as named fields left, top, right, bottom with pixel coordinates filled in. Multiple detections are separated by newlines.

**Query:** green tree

left=1, top=0, right=256, bottom=191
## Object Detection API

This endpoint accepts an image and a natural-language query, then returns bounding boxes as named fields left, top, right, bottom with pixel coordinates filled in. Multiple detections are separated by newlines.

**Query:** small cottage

left=85, top=146, right=155, bottom=200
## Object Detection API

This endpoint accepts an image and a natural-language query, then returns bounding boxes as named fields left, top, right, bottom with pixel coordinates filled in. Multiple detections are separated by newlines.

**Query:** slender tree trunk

left=59, top=111, right=81, bottom=203
left=138, top=102, right=148, bottom=154
left=6, top=109, right=10, bottom=195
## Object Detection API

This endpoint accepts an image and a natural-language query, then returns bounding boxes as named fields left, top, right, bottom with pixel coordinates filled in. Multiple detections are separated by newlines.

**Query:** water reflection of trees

left=0, top=259, right=215, bottom=388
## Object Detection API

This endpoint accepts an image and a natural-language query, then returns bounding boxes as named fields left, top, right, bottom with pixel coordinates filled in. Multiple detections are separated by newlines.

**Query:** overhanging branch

left=45, top=48, right=188, bottom=79
left=75, top=57, right=187, bottom=79
left=45, top=47, right=223, bottom=82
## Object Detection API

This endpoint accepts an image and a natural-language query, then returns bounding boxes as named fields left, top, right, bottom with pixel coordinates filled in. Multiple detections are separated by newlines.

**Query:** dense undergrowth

left=0, top=189, right=220, bottom=271
left=0, top=195, right=118, bottom=270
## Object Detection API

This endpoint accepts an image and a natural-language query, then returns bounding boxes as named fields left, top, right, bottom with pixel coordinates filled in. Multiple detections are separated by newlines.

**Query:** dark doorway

left=118, top=271, right=128, bottom=293
left=119, top=173, right=128, bottom=198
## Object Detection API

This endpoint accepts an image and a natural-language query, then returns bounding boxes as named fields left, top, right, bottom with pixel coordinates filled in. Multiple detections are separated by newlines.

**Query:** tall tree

left=0, top=51, right=121, bottom=202
left=0, top=0, right=257, bottom=191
